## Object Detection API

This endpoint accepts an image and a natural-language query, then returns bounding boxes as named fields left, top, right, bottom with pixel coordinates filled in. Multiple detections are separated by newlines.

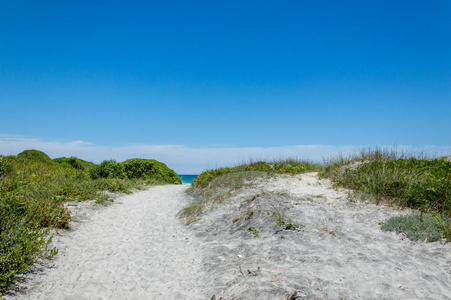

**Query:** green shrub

left=0, top=209, right=56, bottom=291
left=381, top=213, right=450, bottom=242
left=16, top=149, right=51, bottom=162
left=53, top=157, right=95, bottom=170
left=89, top=160, right=126, bottom=179
left=0, top=156, right=13, bottom=178
left=89, top=158, right=181, bottom=184
left=121, top=158, right=181, bottom=184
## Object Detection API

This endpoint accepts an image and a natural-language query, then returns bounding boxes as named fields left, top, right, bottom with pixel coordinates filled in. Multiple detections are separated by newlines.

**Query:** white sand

left=6, top=174, right=451, bottom=299
left=190, top=173, right=451, bottom=299
left=7, top=185, right=205, bottom=300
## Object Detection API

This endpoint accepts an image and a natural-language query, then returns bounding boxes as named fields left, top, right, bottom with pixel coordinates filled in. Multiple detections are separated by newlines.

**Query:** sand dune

left=190, top=173, right=451, bottom=299
left=6, top=173, right=451, bottom=299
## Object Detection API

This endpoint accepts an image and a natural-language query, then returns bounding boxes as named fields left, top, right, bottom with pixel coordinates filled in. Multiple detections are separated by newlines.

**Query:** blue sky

left=1, top=0, right=450, bottom=173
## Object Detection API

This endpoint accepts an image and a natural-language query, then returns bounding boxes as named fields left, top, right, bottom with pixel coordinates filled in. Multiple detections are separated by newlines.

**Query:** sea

left=178, top=174, right=199, bottom=184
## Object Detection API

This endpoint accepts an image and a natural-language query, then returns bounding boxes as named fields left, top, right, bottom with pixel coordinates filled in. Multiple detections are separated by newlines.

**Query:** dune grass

left=181, top=151, right=451, bottom=241
left=178, top=159, right=320, bottom=224
left=192, top=159, right=320, bottom=187
left=179, top=171, right=269, bottom=224
left=0, top=150, right=180, bottom=291
left=321, top=148, right=451, bottom=241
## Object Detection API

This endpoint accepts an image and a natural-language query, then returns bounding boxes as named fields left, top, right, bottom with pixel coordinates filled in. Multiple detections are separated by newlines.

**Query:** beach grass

left=321, top=148, right=451, bottom=241
left=181, top=150, right=451, bottom=241
left=0, top=150, right=180, bottom=291
left=178, top=159, right=320, bottom=224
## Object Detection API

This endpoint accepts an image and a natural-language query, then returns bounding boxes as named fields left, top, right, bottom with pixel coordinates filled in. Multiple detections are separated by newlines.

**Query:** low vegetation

left=192, top=159, right=320, bottom=188
left=381, top=213, right=451, bottom=242
left=182, top=150, right=451, bottom=242
left=273, top=211, right=305, bottom=231
left=178, top=159, right=320, bottom=224
left=0, top=150, right=180, bottom=291
left=321, top=148, right=451, bottom=241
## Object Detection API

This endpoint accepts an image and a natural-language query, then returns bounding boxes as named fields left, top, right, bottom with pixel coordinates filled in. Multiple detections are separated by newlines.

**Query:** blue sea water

left=178, top=174, right=199, bottom=184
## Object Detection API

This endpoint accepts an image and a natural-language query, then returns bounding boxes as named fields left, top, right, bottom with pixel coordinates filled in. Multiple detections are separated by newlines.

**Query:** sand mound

left=188, top=173, right=451, bottom=299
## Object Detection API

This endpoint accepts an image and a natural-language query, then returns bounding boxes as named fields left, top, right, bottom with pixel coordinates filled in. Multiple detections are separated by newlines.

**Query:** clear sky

left=1, top=0, right=450, bottom=173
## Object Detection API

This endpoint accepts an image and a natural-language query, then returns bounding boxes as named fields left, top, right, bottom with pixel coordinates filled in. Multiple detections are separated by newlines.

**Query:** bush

left=0, top=156, right=13, bottom=178
left=121, top=158, right=181, bottom=184
left=53, top=157, right=95, bottom=170
left=0, top=209, right=56, bottom=291
left=89, top=160, right=126, bottom=179
left=89, top=158, right=181, bottom=184
left=17, top=149, right=51, bottom=162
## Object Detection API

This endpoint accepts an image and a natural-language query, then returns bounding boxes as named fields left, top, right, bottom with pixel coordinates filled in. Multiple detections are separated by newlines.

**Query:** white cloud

left=0, top=134, right=450, bottom=174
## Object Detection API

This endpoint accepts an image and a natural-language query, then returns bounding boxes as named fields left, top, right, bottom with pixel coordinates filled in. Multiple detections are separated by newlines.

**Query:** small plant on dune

left=317, top=227, right=337, bottom=237
left=273, top=211, right=304, bottom=231
left=381, top=213, right=450, bottom=242
left=248, top=226, right=259, bottom=237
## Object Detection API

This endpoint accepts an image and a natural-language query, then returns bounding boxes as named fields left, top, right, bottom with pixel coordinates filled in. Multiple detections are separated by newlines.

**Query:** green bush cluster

left=0, top=149, right=180, bottom=291
left=193, top=160, right=319, bottom=187
left=89, top=160, right=126, bottom=179
left=89, top=158, right=181, bottom=184
left=17, top=149, right=52, bottom=162
left=53, top=157, right=95, bottom=170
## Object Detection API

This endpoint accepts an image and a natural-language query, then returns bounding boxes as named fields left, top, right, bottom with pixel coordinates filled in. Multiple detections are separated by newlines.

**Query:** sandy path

left=9, top=185, right=204, bottom=300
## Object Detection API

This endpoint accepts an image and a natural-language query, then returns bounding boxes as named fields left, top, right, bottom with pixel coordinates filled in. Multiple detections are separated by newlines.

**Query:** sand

left=6, top=185, right=205, bottom=300
left=190, top=173, right=451, bottom=299
left=5, top=173, right=451, bottom=299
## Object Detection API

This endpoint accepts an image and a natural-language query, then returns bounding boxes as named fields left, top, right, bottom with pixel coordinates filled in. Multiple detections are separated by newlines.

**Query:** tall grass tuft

left=321, top=148, right=451, bottom=241
left=321, top=148, right=451, bottom=213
